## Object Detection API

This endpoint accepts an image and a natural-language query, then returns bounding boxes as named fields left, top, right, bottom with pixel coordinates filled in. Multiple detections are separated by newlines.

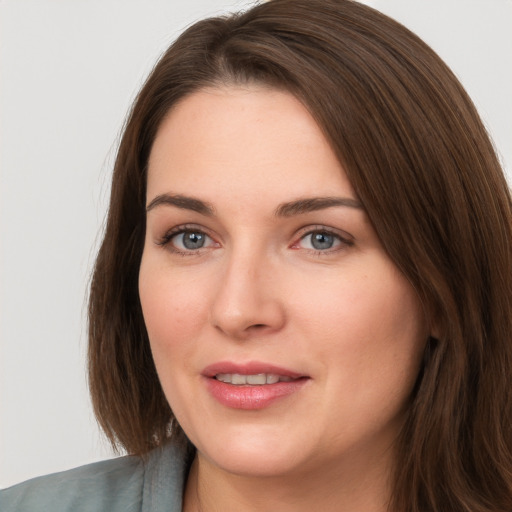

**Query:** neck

left=183, top=448, right=394, bottom=512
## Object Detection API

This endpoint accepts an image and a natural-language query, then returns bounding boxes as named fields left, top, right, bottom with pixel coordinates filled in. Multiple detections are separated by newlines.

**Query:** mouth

left=202, top=362, right=309, bottom=410
left=203, top=361, right=306, bottom=382
left=214, top=373, right=297, bottom=385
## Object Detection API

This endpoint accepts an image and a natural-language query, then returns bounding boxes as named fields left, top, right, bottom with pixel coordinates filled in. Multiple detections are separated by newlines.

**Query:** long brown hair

left=88, top=1, right=512, bottom=510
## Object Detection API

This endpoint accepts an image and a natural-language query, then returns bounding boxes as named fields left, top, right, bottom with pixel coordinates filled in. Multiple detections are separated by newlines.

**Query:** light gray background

left=1, top=0, right=511, bottom=488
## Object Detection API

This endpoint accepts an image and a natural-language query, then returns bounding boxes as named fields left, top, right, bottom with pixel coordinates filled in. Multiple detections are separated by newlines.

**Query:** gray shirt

left=0, top=442, right=189, bottom=512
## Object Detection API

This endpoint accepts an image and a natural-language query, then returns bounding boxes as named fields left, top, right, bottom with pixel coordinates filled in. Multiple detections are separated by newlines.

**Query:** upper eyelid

left=155, top=224, right=215, bottom=245
left=295, top=225, right=354, bottom=241
left=164, top=224, right=213, bottom=237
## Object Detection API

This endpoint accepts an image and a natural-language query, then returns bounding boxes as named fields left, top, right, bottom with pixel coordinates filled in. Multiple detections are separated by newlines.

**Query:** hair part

left=88, top=1, right=512, bottom=510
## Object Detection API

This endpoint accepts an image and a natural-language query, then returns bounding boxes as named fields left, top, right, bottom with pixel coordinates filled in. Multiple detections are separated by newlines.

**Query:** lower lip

left=205, top=377, right=309, bottom=410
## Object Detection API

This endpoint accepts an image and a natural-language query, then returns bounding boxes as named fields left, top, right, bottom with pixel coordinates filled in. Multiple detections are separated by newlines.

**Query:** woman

left=2, top=0, right=511, bottom=510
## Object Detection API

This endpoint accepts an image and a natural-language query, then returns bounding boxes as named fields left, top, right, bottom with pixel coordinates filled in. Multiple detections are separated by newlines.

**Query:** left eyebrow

left=274, top=197, right=363, bottom=217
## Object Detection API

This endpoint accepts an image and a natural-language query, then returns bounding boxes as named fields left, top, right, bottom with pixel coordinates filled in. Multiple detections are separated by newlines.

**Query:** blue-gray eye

left=311, top=232, right=335, bottom=250
left=299, top=231, right=342, bottom=251
left=173, top=231, right=210, bottom=250
left=183, top=232, right=205, bottom=249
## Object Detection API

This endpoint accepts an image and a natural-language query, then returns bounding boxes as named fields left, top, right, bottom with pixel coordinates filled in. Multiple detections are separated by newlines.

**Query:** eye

left=174, top=230, right=211, bottom=250
left=291, top=227, right=353, bottom=253
left=157, top=226, right=218, bottom=254
left=301, top=231, right=339, bottom=250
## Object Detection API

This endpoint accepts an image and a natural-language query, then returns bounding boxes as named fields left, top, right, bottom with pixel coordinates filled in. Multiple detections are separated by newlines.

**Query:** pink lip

left=202, top=361, right=304, bottom=379
left=202, top=361, right=309, bottom=410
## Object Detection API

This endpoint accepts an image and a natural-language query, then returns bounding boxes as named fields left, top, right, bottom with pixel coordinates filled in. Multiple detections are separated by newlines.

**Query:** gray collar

left=142, top=442, right=192, bottom=512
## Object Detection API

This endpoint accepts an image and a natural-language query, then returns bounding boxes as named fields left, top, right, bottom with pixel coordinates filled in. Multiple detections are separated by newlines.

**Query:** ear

left=422, top=335, right=438, bottom=368
left=426, top=302, right=442, bottom=341
left=430, top=325, right=440, bottom=341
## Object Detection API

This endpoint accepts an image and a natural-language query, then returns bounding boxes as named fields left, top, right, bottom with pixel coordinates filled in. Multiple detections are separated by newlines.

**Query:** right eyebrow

left=146, top=193, right=215, bottom=216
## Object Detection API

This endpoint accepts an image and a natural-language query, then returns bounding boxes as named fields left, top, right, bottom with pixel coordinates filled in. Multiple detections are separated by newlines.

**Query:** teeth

left=231, top=373, right=247, bottom=385
left=215, top=373, right=295, bottom=385
left=247, top=374, right=267, bottom=385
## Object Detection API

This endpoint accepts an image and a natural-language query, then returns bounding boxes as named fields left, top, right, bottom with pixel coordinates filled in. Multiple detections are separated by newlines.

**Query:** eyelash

left=291, top=226, right=354, bottom=255
left=155, top=224, right=354, bottom=256
left=155, top=224, right=217, bottom=256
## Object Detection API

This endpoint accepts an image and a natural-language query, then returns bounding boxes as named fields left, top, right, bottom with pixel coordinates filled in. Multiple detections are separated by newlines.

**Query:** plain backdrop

left=1, top=0, right=511, bottom=488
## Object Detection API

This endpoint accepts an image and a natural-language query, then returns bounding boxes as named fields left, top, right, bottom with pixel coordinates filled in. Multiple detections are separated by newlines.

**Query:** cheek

left=138, top=261, right=208, bottom=430
left=138, top=256, right=210, bottom=387
left=139, top=256, right=206, bottom=337
left=296, top=270, right=426, bottom=444
left=293, top=261, right=426, bottom=383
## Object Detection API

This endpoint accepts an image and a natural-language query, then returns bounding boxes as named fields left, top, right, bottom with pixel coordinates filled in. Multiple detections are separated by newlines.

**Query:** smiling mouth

left=205, top=366, right=309, bottom=409
left=215, top=373, right=297, bottom=385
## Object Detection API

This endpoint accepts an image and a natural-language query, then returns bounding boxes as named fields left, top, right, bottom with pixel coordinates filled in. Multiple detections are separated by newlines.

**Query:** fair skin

left=139, top=85, right=429, bottom=512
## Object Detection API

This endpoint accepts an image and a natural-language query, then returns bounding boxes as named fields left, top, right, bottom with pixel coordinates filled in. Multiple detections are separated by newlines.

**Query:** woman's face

left=139, top=85, right=428, bottom=479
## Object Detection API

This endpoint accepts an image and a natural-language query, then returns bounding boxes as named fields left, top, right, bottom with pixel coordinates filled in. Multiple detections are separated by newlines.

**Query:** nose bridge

left=210, top=240, right=284, bottom=338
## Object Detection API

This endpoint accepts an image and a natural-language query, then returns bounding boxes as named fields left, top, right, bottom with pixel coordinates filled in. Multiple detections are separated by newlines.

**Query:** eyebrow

left=274, top=196, right=363, bottom=217
left=145, top=193, right=363, bottom=217
left=146, top=194, right=215, bottom=215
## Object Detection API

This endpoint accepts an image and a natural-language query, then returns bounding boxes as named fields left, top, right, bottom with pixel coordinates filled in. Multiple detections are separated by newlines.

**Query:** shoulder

left=0, top=441, right=191, bottom=512
left=0, top=455, right=144, bottom=512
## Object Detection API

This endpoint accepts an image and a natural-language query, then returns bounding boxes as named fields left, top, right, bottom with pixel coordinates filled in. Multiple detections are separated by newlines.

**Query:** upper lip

left=202, top=361, right=306, bottom=379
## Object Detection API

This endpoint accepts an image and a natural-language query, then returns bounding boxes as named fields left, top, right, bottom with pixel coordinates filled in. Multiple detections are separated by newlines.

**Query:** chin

left=189, top=425, right=311, bottom=478
left=203, top=448, right=300, bottom=478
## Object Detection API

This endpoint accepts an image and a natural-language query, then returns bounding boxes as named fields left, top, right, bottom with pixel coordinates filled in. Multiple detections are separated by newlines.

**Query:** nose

left=209, top=249, right=286, bottom=340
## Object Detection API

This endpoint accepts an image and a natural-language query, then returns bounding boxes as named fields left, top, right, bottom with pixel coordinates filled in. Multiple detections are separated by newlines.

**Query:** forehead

left=146, top=85, right=355, bottom=204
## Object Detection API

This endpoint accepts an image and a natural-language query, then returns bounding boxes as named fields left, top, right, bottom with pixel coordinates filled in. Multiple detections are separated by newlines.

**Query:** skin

left=139, top=85, right=429, bottom=512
